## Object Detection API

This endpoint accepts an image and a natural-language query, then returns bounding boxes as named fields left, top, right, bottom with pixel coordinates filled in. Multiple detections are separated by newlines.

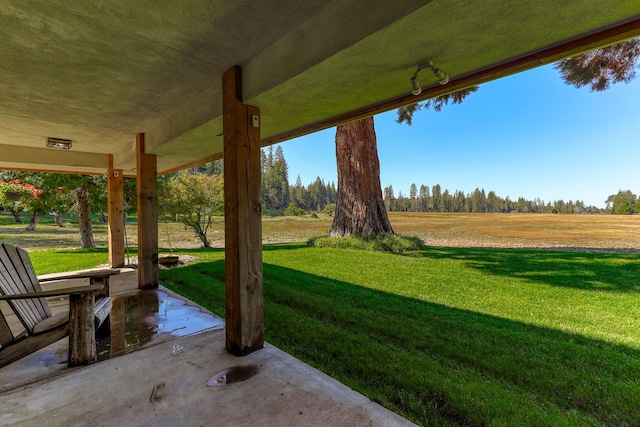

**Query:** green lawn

left=28, top=248, right=111, bottom=274
left=155, top=244, right=640, bottom=426
left=22, top=242, right=640, bottom=425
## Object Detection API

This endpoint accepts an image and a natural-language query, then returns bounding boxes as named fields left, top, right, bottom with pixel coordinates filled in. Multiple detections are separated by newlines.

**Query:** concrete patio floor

left=0, top=270, right=416, bottom=426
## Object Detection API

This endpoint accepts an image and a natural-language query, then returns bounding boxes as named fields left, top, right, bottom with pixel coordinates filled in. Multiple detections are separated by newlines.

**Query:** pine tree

left=432, top=184, right=442, bottom=212
left=555, top=39, right=640, bottom=91
left=418, top=185, right=430, bottom=212
left=261, top=146, right=290, bottom=212
left=611, top=190, right=638, bottom=215
left=409, top=183, right=418, bottom=212
left=383, top=185, right=395, bottom=212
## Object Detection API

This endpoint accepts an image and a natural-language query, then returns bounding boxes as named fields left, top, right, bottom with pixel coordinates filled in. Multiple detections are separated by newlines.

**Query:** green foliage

left=556, top=39, right=640, bottom=91
left=162, top=172, right=224, bottom=247
left=0, top=170, right=131, bottom=242
left=289, top=175, right=337, bottom=212
left=384, top=181, right=601, bottom=214
left=160, top=245, right=640, bottom=426
left=307, top=233, right=423, bottom=252
left=284, top=205, right=305, bottom=217
left=187, top=159, right=223, bottom=175
left=0, top=171, right=77, bottom=228
left=610, top=189, right=638, bottom=215
left=396, top=87, right=480, bottom=125
left=0, top=178, right=42, bottom=207
left=321, top=203, right=335, bottom=216
left=262, top=146, right=290, bottom=211
left=262, top=209, right=284, bottom=217
left=310, top=212, right=318, bottom=219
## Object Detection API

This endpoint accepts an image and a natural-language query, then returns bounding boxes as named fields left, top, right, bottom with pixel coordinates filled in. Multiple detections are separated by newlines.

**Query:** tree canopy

left=161, top=171, right=224, bottom=248
left=261, top=146, right=290, bottom=213
left=555, top=39, right=640, bottom=91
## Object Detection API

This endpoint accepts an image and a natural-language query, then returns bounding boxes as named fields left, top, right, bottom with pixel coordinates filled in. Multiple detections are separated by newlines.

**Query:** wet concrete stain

left=96, top=287, right=224, bottom=361
left=206, top=365, right=261, bottom=387
left=150, top=382, right=166, bottom=404
left=0, top=286, right=226, bottom=394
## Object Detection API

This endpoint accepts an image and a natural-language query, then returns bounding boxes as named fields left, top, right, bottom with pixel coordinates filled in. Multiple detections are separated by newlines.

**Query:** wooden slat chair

left=0, top=244, right=119, bottom=368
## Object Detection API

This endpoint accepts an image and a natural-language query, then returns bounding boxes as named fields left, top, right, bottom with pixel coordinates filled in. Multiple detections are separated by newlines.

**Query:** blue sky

left=276, top=64, right=639, bottom=208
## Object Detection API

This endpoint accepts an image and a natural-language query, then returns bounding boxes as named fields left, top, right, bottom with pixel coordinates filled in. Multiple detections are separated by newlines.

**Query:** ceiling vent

left=46, top=137, right=72, bottom=150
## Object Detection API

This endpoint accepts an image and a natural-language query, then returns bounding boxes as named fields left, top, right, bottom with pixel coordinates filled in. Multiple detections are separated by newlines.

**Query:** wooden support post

left=68, top=291, right=97, bottom=367
left=223, top=65, right=264, bottom=356
left=136, top=133, right=159, bottom=289
left=90, top=275, right=111, bottom=300
left=108, top=155, right=125, bottom=268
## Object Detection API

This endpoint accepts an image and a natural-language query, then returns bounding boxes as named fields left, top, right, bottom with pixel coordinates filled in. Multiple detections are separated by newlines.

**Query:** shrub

left=284, top=205, right=305, bottom=217
left=262, top=209, right=284, bottom=217
left=310, top=213, right=318, bottom=219
left=308, top=233, right=423, bottom=252
left=322, top=203, right=336, bottom=217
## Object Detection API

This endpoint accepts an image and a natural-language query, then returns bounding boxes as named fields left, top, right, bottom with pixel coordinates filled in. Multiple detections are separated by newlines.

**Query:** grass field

left=160, top=245, right=640, bottom=426
left=2, top=212, right=639, bottom=253
left=6, top=211, right=640, bottom=425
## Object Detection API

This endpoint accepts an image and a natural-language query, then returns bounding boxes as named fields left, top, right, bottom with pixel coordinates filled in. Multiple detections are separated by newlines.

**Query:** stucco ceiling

left=1, top=1, right=639, bottom=175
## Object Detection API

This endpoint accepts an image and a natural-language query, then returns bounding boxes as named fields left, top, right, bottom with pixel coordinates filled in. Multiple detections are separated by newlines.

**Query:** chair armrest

left=0, top=284, right=105, bottom=301
left=37, top=268, right=120, bottom=283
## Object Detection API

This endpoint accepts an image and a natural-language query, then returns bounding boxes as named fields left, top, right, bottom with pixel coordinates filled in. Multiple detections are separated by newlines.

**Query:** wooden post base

left=68, top=291, right=97, bottom=367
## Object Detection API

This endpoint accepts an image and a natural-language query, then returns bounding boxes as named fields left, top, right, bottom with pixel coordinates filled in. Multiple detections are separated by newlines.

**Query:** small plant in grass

left=307, top=233, right=423, bottom=252
left=284, top=205, right=305, bottom=217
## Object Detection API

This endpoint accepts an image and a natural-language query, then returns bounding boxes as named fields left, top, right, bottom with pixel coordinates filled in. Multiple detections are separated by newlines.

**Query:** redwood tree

left=330, top=40, right=638, bottom=238
left=330, top=117, right=393, bottom=236
left=330, top=91, right=476, bottom=238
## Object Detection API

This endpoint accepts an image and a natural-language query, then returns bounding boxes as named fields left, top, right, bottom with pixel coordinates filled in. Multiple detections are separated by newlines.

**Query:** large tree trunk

left=75, top=187, right=95, bottom=248
left=330, top=117, right=394, bottom=237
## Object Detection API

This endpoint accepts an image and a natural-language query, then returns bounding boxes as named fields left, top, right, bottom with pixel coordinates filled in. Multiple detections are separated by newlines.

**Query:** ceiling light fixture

left=46, top=137, right=72, bottom=150
left=410, top=60, right=449, bottom=96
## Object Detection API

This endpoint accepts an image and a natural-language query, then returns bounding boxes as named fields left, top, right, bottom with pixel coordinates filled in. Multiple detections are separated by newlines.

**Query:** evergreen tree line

left=383, top=184, right=640, bottom=215
left=259, top=147, right=638, bottom=215
left=289, top=176, right=337, bottom=213
left=606, top=190, right=640, bottom=215
left=260, top=145, right=337, bottom=214
left=261, top=146, right=290, bottom=212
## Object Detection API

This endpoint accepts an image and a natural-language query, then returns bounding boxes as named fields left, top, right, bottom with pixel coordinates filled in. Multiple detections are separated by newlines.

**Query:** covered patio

left=1, top=270, right=412, bottom=426
left=1, top=1, right=640, bottom=424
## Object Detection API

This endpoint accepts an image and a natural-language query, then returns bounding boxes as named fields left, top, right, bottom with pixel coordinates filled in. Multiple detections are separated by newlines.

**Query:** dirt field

left=2, top=212, right=639, bottom=253
left=389, top=212, right=640, bottom=253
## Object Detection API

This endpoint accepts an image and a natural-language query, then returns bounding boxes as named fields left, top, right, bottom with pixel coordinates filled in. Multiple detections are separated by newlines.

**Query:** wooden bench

left=0, top=244, right=119, bottom=368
